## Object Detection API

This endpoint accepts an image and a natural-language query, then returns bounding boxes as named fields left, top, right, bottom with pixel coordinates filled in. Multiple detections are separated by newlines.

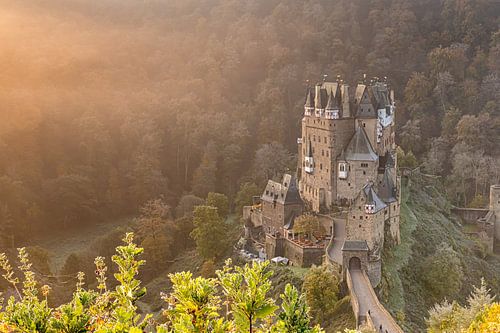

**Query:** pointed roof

left=361, top=183, right=387, bottom=213
left=261, top=173, right=303, bottom=205
left=326, top=88, right=339, bottom=110
left=282, top=174, right=302, bottom=204
left=344, top=126, right=378, bottom=161
left=378, top=168, right=397, bottom=203
left=304, top=87, right=314, bottom=108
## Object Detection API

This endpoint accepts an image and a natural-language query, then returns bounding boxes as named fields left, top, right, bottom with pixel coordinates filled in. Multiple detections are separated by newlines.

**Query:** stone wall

left=299, top=117, right=355, bottom=210
left=283, top=238, right=324, bottom=267
left=346, top=206, right=385, bottom=252
left=242, top=206, right=263, bottom=227
left=451, top=207, right=489, bottom=223
left=336, top=160, right=378, bottom=203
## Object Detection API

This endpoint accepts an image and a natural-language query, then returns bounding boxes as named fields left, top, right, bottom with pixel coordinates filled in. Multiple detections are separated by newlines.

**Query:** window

left=324, top=137, right=327, bottom=143
left=361, top=163, right=368, bottom=168
left=352, top=216, right=356, bottom=219
left=363, top=123, right=366, bottom=127
left=326, top=151, right=329, bottom=157
left=313, top=135, right=316, bottom=142
left=363, top=171, right=366, bottom=175
left=322, top=150, right=324, bottom=156
left=340, top=164, right=345, bottom=172
left=320, top=163, right=323, bottom=170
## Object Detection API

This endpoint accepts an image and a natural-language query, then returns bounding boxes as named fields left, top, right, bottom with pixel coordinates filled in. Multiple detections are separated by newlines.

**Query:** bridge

left=327, top=217, right=404, bottom=333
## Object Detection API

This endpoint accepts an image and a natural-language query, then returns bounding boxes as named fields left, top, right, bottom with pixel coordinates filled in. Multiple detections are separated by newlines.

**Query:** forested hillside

left=0, top=0, right=499, bottom=246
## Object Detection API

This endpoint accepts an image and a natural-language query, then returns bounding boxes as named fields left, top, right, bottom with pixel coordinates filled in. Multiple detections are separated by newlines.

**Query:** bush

left=0, top=234, right=324, bottom=333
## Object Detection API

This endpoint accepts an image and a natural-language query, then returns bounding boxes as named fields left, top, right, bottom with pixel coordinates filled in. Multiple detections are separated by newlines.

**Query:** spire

left=304, top=87, right=314, bottom=116
left=326, top=89, right=335, bottom=109
left=305, top=87, right=314, bottom=107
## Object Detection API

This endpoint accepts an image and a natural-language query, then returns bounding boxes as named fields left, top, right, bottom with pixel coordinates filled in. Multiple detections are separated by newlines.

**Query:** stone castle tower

left=297, top=79, right=397, bottom=212
left=243, top=76, right=402, bottom=277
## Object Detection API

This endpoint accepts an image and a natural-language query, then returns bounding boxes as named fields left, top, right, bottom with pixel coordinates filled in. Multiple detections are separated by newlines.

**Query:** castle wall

left=367, top=257, right=382, bottom=287
left=336, top=160, right=378, bottom=203
left=283, top=239, right=324, bottom=267
left=261, top=201, right=302, bottom=236
left=299, top=117, right=354, bottom=211
left=388, top=202, right=401, bottom=244
left=490, top=185, right=500, bottom=242
left=347, top=201, right=386, bottom=253
left=265, top=234, right=284, bottom=259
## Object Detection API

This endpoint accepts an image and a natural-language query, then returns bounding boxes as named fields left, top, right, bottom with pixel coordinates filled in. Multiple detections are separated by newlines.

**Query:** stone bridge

left=327, top=217, right=404, bottom=332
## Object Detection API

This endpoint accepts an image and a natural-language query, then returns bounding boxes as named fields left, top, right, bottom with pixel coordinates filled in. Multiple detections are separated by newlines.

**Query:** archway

left=349, top=256, right=361, bottom=270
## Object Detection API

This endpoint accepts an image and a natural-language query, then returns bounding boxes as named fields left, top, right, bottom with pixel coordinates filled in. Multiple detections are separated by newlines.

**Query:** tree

left=217, top=260, right=278, bottom=333
left=422, top=243, right=463, bottom=301
left=235, top=182, right=261, bottom=216
left=274, top=284, right=323, bottom=333
left=302, top=265, right=340, bottom=324
left=426, top=279, right=496, bottom=333
left=175, top=194, right=204, bottom=219
left=190, top=206, right=228, bottom=260
left=192, top=141, right=218, bottom=198
left=252, top=142, right=294, bottom=185
left=293, top=214, right=323, bottom=241
left=135, top=199, right=175, bottom=274
left=206, top=192, right=229, bottom=219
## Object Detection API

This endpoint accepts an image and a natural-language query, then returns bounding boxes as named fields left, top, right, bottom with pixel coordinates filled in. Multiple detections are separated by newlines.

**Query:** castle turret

left=304, top=87, right=314, bottom=116
left=314, top=84, right=325, bottom=117
left=490, top=185, right=500, bottom=244
left=325, top=88, right=340, bottom=119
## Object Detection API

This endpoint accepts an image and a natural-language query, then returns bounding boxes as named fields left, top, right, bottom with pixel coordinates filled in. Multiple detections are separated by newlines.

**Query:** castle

left=244, top=76, right=401, bottom=286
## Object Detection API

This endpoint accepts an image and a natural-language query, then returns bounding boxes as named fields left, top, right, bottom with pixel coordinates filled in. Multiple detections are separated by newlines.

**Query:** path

left=327, top=217, right=346, bottom=264
left=349, top=267, right=403, bottom=333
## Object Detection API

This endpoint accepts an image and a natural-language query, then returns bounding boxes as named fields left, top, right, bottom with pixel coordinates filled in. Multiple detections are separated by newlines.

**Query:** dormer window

left=365, top=204, right=375, bottom=214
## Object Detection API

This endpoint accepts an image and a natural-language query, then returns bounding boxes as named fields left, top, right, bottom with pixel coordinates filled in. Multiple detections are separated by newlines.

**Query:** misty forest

left=0, top=1, right=499, bottom=332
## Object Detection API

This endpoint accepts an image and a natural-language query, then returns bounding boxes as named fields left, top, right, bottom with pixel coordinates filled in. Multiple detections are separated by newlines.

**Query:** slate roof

left=261, top=174, right=302, bottom=205
left=304, top=87, right=314, bottom=107
left=342, top=240, right=369, bottom=251
left=344, top=126, right=378, bottom=161
left=378, top=168, right=397, bottom=203
left=326, top=88, right=339, bottom=110
left=362, top=183, right=387, bottom=213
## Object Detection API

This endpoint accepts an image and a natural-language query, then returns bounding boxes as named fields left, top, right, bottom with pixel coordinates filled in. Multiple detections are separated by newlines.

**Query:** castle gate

left=349, top=256, right=361, bottom=270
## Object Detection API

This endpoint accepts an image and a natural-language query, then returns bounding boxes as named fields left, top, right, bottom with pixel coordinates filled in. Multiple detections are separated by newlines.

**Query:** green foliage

left=273, top=284, right=323, bottom=333
left=235, top=183, right=261, bottom=215
left=302, top=265, right=340, bottom=324
left=397, top=148, right=418, bottom=169
left=422, top=243, right=463, bottom=301
left=190, top=206, right=228, bottom=260
left=293, top=214, right=324, bottom=240
left=0, top=233, right=325, bottom=333
left=426, top=279, right=497, bottom=333
left=206, top=192, right=230, bottom=219
left=217, top=259, right=278, bottom=332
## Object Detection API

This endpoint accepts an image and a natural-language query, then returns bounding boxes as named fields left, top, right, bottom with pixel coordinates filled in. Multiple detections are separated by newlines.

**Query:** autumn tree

left=293, top=214, right=323, bottom=241
left=302, top=265, right=340, bottom=324
left=135, top=198, right=176, bottom=275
